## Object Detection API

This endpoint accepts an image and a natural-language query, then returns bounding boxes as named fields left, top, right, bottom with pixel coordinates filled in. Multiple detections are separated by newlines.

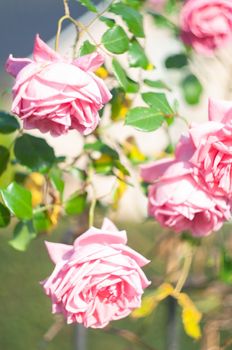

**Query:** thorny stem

left=7, top=128, right=23, bottom=150
left=222, top=336, right=232, bottom=350
left=63, top=0, right=70, bottom=16
left=55, top=15, right=69, bottom=52
left=87, top=168, right=97, bottom=227
left=85, top=0, right=116, bottom=30
left=89, top=194, right=97, bottom=227
left=56, top=0, right=115, bottom=57
left=108, top=327, right=158, bottom=350
left=34, top=203, right=60, bottom=214
left=174, top=247, right=194, bottom=293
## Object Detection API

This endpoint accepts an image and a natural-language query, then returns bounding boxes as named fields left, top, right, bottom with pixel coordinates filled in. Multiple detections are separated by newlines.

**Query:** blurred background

left=1, top=1, right=232, bottom=350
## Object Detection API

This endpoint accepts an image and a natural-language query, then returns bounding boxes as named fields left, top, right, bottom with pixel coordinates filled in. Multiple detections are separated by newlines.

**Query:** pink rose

left=42, top=218, right=150, bottom=328
left=188, top=99, right=232, bottom=196
left=5, top=35, right=111, bottom=136
left=141, top=159, right=230, bottom=236
left=180, top=0, right=232, bottom=54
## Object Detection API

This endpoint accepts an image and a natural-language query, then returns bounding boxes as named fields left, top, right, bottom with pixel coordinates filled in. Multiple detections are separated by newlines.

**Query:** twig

left=108, top=327, right=159, bottom=350
left=174, top=247, right=194, bottom=293
left=85, top=0, right=116, bottom=30
left=89, top=189, right=97, bottom=227
left=63, top=0, right=70, bottom=16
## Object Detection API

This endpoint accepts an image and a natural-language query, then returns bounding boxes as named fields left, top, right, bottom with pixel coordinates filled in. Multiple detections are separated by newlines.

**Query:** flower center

left=98, top=284, right=121, bottom=303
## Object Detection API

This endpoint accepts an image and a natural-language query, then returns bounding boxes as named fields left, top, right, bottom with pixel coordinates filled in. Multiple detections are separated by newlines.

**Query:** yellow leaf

left=123, top=137, right=146, bottom=163
left=95, top=66, right=109, bottom=79
left=154, top=151, right=173, bottom=160
left=132, top=283, right=174, bottom=318
left=156, top=283, right=174, bottom=301
left=132, top=292, right=158, bottom=318
left=176, top=292, right=202, bottom=340
left=112, top=173, right=127, bottom=210
left=119, top=105, right=129, bottom=119
left=95, top=154, right=112, bottom=165
left=25, top=173, right=44, bottom=207
left=111, top=95, right=132, bottom=121
left=48, top=204, right=61, bottom=227
left=47, top=192, right=62, bottom=229
left=146, top=63, right=155, bottom=71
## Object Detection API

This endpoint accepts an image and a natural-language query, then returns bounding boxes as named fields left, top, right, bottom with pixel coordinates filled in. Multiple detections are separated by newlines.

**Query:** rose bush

left=180, top=0, right=232, bottom=54
left=42, top=218, right=150, bottom=328
left=5, top=35, right=111, bottom=136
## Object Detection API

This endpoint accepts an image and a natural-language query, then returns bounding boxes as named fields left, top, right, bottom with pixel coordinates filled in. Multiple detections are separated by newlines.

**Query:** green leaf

left=125, top=107, right=164, bottom=132
left=14, top=134, right=56, bottom=172
left=93, top=162, right=113, bottom=175
left=100, top=16, right=115, bottom=28
left=165, top=143, right=175, bottom=154
left=0, top=203, right=11, bottom=228
left=152, top=13, right=177, bottom=31
left=84, top=140, right=119, bottom=159
left=79, top=40, right=96, bottom=56
left=33, top=211, right=51, bottom=233
left=0, top=111, right=20, bottom=134
left=110, top=3, right=144, bottom=37
left=112, top=59, right=139, bottom=93
left=65, top=192, right=87, bottom=215
left=78, top=0, right=97, bottom=12
left=1, top=182, right=32, bottom=220
left=9, top=221, right=36, bottom=251
left=165, top=0, right=178, bottom=13
left=165, top=53, right=188, bottom=69
left=0, top=146, right=10, bottom=176
left=112, top=58, right=128, bottom=91
left=111, top=88, right=126, bottom=120
left=127, top=78, right=139, bottom=93
left=49, top=167, right=64, bottom=197
left=102, top=26, right=129, bottom=54
left=128, top=39, right=149, bottom=69
left=142, top=92, right=173, bottom=115
left=122, top=0, right=142, bottom=10
left=220, top=248, right=232, bottom=283
left=70, top=167, right=87, bottom=181
left=114, top=160, right=130, bottom=176
left=181, top=74, right=203, bottom=105
left=144, top=79, right=171, bottom=91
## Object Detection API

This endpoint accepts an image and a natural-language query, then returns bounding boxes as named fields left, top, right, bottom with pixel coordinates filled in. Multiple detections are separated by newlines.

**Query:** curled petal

left=5, top=54, right=33, bottom=77
left=73, top=52, right=104, bottom=72
left=208, top=98, right=232, bottom=123
left=140, top=158, right=175, bottom=183
left=45, top=241, right=73, bottom=264
left=33, top=34, right=62, bottom=63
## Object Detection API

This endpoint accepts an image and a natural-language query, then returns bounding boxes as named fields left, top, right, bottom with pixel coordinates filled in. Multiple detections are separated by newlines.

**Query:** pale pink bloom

left=141, top=159, right=230, bottom=236
left=5, top=35, right=111, bottom=136
left=188, top=99, right=232, bottom=196
left=180, top=0, right=232, bottom=54
left=42, top=218, right=150, bottom=328
left=147, top=0, right=166, bottom=12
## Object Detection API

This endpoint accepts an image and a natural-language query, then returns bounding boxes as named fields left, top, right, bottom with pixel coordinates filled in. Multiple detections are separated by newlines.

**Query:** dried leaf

left=176, top=292, right=202, bottom=340
left=25, top=172, right=44, bottom=207
left=132, top=283, right=174, bottom=318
